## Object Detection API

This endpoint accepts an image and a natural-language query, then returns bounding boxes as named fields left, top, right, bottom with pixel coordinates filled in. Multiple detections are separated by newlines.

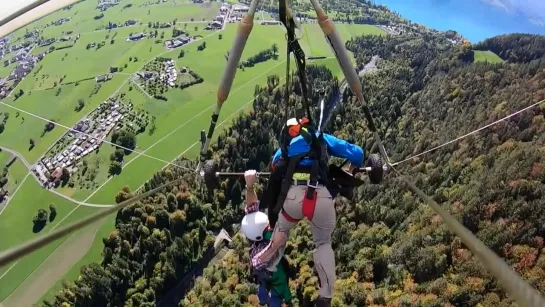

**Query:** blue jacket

left=271, top=133, right=364, bottom=167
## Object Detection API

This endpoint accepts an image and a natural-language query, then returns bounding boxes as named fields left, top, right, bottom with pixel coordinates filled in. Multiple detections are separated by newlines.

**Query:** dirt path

left=1, top=219, right=105, bottom=307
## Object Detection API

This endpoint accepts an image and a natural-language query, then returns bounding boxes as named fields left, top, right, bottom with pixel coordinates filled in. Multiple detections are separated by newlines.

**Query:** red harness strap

left=281, top=209, right=300, bottom=223
left=302, top=190, right=317, bottom=221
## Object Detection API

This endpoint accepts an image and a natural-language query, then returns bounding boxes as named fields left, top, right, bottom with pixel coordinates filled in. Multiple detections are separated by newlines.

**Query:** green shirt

left=263, top=230, right=292, bottom=302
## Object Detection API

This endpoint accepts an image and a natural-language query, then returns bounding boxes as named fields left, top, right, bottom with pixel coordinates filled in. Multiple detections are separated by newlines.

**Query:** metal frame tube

left=308, top=0, right=390, bottom=163
left=196, top=0, right=261, bottom=174
left=0, top=0, right=81, bottom=38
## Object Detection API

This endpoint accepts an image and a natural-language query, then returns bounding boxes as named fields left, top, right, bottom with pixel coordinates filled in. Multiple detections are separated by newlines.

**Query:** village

left=137, top=58, right=187, bottom=96
left=162, top=3, right=238, bottom=50
left=138, top=58, right=179, bottom=88
left=33, top=100, right=149, bottom=187
left=0, top=36, right=47, bottom=99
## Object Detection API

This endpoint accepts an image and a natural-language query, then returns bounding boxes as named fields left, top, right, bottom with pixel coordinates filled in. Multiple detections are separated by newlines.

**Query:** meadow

left=0, top=0, right=387, bottom=304
left=473, top=50, right=504, bottom=64
left=0, top=177, right=100, bottom=302
left=0, top=62, right=17, bottom=79
left=0, top=76, right=127, bottom=163
left=0, top=150, right=28, bottom=193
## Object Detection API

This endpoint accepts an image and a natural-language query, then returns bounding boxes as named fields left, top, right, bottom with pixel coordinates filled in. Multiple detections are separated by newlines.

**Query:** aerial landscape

left=1, top=0, right=545, bottom=306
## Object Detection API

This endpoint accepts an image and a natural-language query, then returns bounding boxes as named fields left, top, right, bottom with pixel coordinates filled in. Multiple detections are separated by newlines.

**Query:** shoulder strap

left=269, top=153, right=305, bottom=227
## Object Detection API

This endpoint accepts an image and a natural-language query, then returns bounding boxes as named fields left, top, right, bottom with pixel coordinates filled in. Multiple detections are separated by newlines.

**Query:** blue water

left=374, top=0, right=545, bottom=42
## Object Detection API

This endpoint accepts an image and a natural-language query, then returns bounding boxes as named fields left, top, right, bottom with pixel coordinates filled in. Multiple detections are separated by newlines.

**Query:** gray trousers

left=267, top=185, right=336, bottom=298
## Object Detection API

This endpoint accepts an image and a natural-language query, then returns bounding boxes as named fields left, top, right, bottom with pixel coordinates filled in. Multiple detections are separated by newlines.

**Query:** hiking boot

left=314, top=296, right=332, bottom=307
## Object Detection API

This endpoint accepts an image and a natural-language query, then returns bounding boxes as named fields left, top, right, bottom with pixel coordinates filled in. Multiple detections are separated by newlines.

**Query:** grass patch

left=0, top=151, right=28, bottom=193
left=0, top=61, right=17, bottom=78
left=0, top=178, right=100, bottom=301
left=474, top=50, right=504, bottom=64
left=301, top=23, right=386, bottom=57
left=39, top=214, right=115, bottom=304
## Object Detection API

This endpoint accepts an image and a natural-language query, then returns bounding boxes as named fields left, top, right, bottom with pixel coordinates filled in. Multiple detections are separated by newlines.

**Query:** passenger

left=247, top=117, right=366, bottom=307
left=241, top=169, right=292, bottom=307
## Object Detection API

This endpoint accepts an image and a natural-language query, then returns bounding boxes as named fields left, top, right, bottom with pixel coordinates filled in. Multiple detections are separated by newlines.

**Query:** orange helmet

left=286, top=117, right=309, bottom=137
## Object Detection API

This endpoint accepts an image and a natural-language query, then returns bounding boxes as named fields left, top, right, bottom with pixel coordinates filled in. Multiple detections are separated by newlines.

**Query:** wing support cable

left=388, top=164, right=545, bottom=307
left=0, top=176, right=185, bottom=268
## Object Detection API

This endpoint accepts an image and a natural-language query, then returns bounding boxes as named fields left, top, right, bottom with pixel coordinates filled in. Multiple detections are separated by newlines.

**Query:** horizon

left=2, top=0, right=545, bottom=42
left=375, top=0, right=545, bottom=42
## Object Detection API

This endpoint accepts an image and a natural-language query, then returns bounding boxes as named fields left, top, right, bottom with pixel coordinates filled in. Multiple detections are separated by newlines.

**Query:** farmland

left=0, top=0, right=387, bottom=305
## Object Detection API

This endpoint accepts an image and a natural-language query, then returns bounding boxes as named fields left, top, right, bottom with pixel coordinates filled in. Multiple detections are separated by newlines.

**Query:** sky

left=482, top=0, right=545, bottom=27
left=375, top=0, right=545, bottom=42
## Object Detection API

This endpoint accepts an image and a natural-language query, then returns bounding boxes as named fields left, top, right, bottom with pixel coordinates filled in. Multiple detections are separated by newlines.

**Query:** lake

left=374, top=0, right=545, bottom=42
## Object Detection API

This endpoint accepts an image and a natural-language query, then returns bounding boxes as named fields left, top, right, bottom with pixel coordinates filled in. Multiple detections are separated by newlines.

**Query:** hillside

left=474, top=33, right=545, bottom=63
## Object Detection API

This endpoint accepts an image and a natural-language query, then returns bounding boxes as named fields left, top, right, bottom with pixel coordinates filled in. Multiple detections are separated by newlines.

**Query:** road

left=321, top=55, right=380, bottom=128
left=358, top=55, right=380, bottom=77
left=0, top=146, right=113, bottom=208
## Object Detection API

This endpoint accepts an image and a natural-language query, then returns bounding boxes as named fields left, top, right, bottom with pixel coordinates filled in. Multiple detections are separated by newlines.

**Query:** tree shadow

left=28, top=144, right=35, bottom=151
left=32, top=221, right=46, bottom=233
left=49, top=211, right=57, bottom=222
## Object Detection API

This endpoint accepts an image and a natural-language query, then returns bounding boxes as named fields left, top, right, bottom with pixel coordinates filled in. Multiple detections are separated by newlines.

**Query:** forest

left=44, top=23, right=545, bottom=307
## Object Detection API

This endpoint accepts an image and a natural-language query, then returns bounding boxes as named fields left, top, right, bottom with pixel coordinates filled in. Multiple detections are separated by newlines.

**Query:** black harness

left=259, top=0, right=331, bottom=226
left=261, top=0, right=360, bottom=226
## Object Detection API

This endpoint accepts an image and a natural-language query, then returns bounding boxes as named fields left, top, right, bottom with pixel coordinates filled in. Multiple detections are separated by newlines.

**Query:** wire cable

left=390, top=98, right=545, bottom=167
left=0, top=101, right=194, bottom=172
left=0, top=175, right=185, bottom=268
left=387, top=163, right=545, bottom=307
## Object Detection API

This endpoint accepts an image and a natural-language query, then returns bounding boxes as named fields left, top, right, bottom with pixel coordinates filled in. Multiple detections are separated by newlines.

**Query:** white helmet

left=241, top=211, right=269, bottom=241
left=286, top=118, right=298, bottom=127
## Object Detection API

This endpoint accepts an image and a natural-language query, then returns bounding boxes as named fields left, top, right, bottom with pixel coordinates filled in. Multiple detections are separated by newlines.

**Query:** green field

left=474, top=50, right=504, bottom=64
left=10, top=0, right=218, bottom=41
left=0, top=150, right=28, bottom=194
left=0, top=77, right=127, bottom=163
left=0, top=61, right=17, bottom=79
left=0, top=177, right=100, bottom=300
left=0, top=0, right=386, bottom=304
left=302, top=23, right=386, bottom=56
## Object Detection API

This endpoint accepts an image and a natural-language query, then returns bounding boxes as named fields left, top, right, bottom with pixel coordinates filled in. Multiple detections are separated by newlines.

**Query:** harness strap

left=271, top=153, right=305, bottom=224
left=281, top=209, right=300, bottom=223
left=278, top=0, right=312, bottom=128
